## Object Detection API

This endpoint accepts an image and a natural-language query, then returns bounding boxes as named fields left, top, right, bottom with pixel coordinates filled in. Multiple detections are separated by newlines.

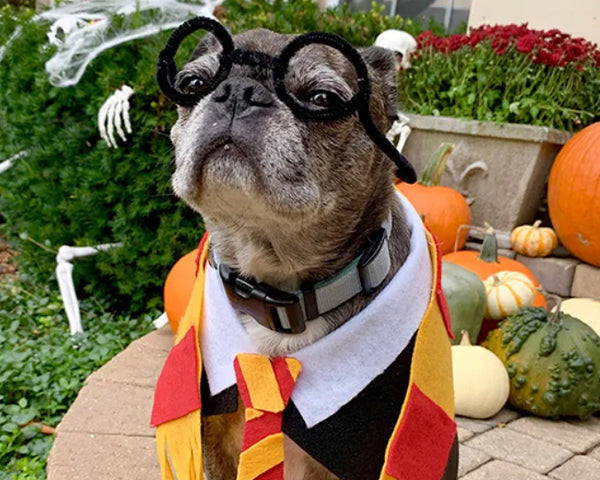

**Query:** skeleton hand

left=387, top=113, right=412, bottom=153
left=98, top=85, right=134, bottom=148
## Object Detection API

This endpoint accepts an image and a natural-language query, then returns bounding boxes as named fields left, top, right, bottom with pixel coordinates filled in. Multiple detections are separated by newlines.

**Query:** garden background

left=1, top=0, right=599, bottom=478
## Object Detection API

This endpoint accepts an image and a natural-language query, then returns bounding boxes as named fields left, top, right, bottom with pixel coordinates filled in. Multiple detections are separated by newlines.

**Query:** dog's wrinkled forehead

left=179, top=29, right=359, bottom=97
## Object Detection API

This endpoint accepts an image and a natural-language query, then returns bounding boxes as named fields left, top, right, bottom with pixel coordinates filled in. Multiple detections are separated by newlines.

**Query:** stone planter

left=402, top=114, right=572, bottom=232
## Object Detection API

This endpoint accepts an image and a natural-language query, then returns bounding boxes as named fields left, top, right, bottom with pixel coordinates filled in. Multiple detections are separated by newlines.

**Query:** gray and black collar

left=216, top=213, right=393, bottom=334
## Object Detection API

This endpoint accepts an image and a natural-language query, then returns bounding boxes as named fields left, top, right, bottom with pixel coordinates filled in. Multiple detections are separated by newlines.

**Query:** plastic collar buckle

left=218, top=263, right=306, bottom=334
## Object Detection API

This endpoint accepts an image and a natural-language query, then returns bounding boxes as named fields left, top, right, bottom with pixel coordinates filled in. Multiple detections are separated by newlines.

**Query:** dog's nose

left=212, top=78, right=274, bottom=117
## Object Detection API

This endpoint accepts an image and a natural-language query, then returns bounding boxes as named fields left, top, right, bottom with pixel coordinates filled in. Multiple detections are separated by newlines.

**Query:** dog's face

left=170, top=29, right=398, bottom=234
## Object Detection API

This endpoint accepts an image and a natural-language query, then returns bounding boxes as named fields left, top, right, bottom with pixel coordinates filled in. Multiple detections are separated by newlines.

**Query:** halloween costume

left=151, top=195, right=457, bottom=480
left=152, top=17, right=456, bottom=480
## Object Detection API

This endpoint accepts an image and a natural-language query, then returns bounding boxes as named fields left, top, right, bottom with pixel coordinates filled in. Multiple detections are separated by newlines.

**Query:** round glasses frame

left=156, top=16, right=416, bottom=183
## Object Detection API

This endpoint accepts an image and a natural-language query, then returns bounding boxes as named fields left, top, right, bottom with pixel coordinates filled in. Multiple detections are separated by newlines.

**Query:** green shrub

left=0, top=276, right=153, bottom=479
left=0, top=1, right=439, bottom=315
left=221, top=0, right=427, bottom=44
left=0, top=6, right=203, bottom=314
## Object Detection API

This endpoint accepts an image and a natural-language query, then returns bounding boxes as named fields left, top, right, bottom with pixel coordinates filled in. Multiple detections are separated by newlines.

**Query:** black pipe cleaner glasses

left=156, top=16, right=417, bottom=183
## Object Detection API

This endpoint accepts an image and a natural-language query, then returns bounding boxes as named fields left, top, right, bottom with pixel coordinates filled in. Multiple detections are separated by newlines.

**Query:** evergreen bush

left=0, top=1, right=433, bottom=315
left=0, top=6, right=204, bottom=314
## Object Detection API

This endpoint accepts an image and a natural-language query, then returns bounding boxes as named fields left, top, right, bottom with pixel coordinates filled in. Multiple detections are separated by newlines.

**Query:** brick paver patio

left=46, top=326, right=600, bottom=479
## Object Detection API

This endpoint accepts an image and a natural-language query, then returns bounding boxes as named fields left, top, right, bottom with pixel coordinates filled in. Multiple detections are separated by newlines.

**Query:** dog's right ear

left=190, top=33, right=222, bottom=61
left=360, top=46, right=399, bottom=122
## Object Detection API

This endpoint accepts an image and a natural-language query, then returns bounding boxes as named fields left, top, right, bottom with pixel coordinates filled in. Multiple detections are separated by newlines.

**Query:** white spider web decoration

left=0, top=26, right=23, bottom=65
left=39, top=0, right=219, bottom=87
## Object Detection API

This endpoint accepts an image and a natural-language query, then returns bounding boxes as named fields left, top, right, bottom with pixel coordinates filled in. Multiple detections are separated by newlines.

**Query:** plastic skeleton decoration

left=156, top=16, right=417, bottom=183
left=98, top=85, right=134, bottom=148
left=386, top=112, right=412, bottom=156
left=0, top=151, right=28, bottom=175
left=374, top=29, right=418, bottom=70
left=55, top=243, right=121, bottom=334
left=0, top=26, right=23, bottom=65
left=375, top=30, right=417, bottom=156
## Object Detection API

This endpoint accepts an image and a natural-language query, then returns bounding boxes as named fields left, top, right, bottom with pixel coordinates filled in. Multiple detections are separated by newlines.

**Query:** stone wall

left=401, top=114, right=572, bottom=232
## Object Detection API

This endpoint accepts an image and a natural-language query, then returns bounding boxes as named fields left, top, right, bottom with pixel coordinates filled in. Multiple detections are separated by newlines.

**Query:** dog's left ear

left=361, top=46, right=398, bottom=121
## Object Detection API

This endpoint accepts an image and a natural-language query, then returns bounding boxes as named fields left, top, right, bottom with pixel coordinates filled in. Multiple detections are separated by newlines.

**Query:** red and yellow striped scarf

left=151, top=229, right=456, bottom=480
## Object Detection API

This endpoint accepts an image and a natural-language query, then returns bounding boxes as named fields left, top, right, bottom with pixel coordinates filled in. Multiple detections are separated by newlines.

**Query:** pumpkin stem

left=478, top=224, right=500, bottom=264
left=420, top=143, right=455, bottom=187
left=459, top=330, right=472, bottom=346
left=453, top=224, right=486, bottom=253
left=544, top=291, right=564, bottom=325
left=532, top=220, right=542, bottom=229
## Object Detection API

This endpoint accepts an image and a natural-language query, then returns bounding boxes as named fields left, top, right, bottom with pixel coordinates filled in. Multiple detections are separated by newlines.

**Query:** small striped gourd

left=510, top=220, right=558, bottom=257
left=483, top=271, right=536, bottom=320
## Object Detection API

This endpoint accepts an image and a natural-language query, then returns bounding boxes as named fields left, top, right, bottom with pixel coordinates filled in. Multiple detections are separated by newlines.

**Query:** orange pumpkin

left=164, top=249, right=198, bottom=334
left=548, top=123, right=600, bottom=267
left=443, top=227, right=546, bottom=309
left=395, top=143, right=471, bottom=254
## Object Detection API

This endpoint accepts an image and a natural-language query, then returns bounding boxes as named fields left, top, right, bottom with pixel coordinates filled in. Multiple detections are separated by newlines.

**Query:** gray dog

left=167, top=26, right=457, bottom=480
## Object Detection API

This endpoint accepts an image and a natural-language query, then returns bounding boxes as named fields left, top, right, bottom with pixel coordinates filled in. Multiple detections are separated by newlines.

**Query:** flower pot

left=402, top=114, right=572, bottom=231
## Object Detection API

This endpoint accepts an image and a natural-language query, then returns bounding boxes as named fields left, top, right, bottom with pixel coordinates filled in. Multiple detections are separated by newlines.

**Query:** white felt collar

left=200, top=192, right=433, bottom=428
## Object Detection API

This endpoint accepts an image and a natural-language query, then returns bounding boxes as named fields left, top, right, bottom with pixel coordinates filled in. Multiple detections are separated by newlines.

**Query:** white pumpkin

left=484, top=271, right=536, bottom=319
left=553, top=298, right=600, bottom=337
left=452, top=330, right=510, bottom=419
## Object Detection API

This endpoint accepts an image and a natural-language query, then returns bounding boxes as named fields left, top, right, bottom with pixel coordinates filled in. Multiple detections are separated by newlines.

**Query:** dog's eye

left=178, top=75, right=206, bottom=95
left=307, top=91, right=342, bottom=108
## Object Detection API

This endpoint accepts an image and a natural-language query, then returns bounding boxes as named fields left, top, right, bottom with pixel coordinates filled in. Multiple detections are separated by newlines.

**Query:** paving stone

left=456, top=416, right=495, bottom=434
left=475, top=408, right=522, bottom=427
left=47, top=432, right=159, bottom=480
left=458, top=427, right=475, bottom=442
left=458, top=445, right=492, bottom=477
left=465, top=427, right=573, bottom=473
left=507, top=417, right=600, bottom=454
left=567, top=416, right=600, bottom=435
left=515, top=256, right=579, bottom=296
left=460, top=459, right=550, bottom=480
left=131, top=325, right=174, bottom=352
left=87, top=340, right=168, bottom=388
left=57, top=381, right=154, bottom=437
left=571, top=264, right=600, bottom=300
left=548, top=455, right=600, bottom=480
left=590, top=446, right=600, bottom=462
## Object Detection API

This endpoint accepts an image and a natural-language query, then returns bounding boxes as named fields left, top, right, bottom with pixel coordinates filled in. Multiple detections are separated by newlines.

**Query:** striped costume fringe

left=152, top=225, right=457, bottom=480
left=153, top=238, right=210, bottom=480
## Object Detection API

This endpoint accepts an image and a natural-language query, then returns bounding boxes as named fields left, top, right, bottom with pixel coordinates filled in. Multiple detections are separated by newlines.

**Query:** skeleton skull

left=374, top=30, right=417, bottom=70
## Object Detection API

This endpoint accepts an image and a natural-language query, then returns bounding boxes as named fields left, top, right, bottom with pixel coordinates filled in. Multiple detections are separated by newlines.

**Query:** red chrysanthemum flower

left=516, top=34, right=538, bottom=53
